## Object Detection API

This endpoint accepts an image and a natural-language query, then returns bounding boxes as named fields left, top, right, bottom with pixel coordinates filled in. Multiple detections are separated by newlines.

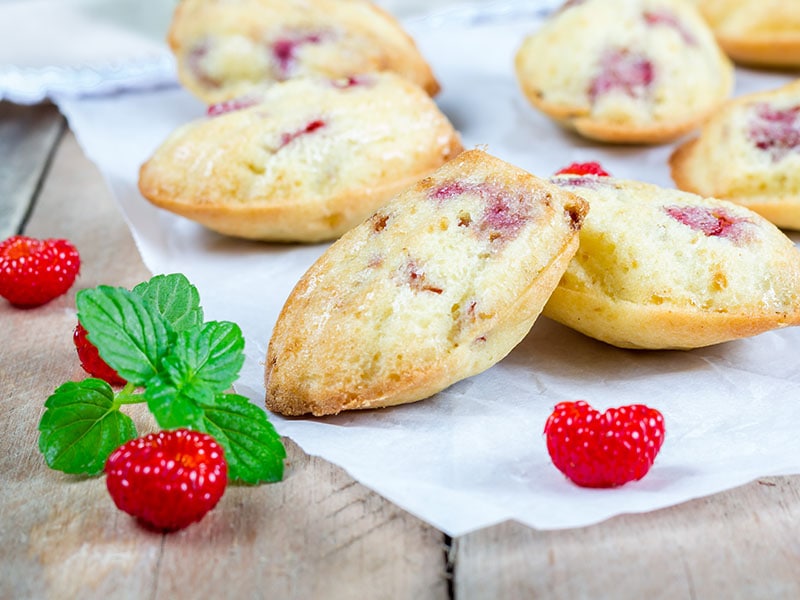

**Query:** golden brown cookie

left=671, top=80, right=800, bottom=230
left=692, top=0, right=800, bottom=67
left=544, top=168, right=800, bottom=349
left=515, top=0, right=733, bottom=144
left=138, top=73, right=461, bottom=242
left=169, top=0, right=439, bottom=104
left=265, top=149, right=588, bottom=416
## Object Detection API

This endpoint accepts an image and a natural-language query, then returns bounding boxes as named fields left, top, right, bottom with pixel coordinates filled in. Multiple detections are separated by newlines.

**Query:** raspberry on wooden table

left=105, top=429, right=228, bottom=531
left=544, top=400, right=665, bottom=488
left=0, top=235, right=80, bottom=307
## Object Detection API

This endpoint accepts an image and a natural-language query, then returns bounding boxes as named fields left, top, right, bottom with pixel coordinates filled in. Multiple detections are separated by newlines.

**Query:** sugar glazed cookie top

left=265, top=150, right=588, bottom=416
left=671, top=80, right=800, bottom=230
left=544, top=173, right=800, bottom=349
left=138, top=73, right=462, bottom=242
left=515, top=0, right=733, bottom=143
left=169, top=0, right=440, bottom=104
left=692, top=0, right=800, bottom=67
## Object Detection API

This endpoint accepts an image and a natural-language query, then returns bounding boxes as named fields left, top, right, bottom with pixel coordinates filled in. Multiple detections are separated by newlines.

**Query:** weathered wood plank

left=453, top=476, right=800, bottom=599
left=1, top=125, right=448, bottom=599
left=0, top=101, right=64, bottom=238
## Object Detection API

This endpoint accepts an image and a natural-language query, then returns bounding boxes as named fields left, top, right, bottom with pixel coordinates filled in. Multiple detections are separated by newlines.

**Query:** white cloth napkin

left=53, top=5, right=800, bottom=536
left=0, top=0, right=178, bottom=103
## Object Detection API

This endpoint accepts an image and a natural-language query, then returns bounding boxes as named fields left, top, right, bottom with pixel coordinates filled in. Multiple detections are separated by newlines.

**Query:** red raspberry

left=554, top=162, right=611, bottom=177
left=0, top=235, right=80, bottom=307
left=73, top=323, right=126, bottom=386
left=279, top=119, right=326, bottom=148
left=544, top=400, right=665, bottom=488
left=105, top=429, right=228, bottom=531
left=589, top=49, right=654, bottom=102
left=664, top=205, right=750, bottom=242
left=206, top=96, right=259, bottom=117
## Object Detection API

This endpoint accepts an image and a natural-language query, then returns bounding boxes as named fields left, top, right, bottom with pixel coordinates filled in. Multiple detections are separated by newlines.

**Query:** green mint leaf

left=77, top=286, right=171, bottom=386
left=143, top=321, right=245, bottom=429
left=132, top=273, right=203, bottom=333
left=144, top=355, right=211, bottom=430
left=179, top=321, right=245, bottom=393
left=199, top=393, right=286, bottom=484
left=38, top=379, right=137, bottom=475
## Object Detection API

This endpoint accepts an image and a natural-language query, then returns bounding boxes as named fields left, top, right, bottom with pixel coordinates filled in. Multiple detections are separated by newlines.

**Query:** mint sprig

left=37, top=273, right=285, bottom=483
left=38, top=379, right=138, bottom=475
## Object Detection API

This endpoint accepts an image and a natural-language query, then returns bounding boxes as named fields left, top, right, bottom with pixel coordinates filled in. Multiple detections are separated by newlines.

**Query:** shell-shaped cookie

left=692, top=0, right=800, bottom=67
left=515, top=0, right=733, bottom=144
left=169, top=0, right=439, bottom=104
left=544, top=173, right=800, bottom=349
left=671, top=80, right=800, bottom=230
left=138, top=73, right=462, bottom=242
left=265, top=150, right=588, bottom=416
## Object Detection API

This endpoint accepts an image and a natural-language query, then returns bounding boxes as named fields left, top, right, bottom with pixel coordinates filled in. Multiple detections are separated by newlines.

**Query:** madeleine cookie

left=544, top=170, right=800, bottom=350
left=671, top=80, right=800, bottom=230
left=693, top=0, right=800, bottom=67
left=265, top=150, right=588, bottom=416
left=169, top=0, right=439, bottom=104
left=138, top=74, right=462, bottom=242
left=515, top=0, right=733, bottom=144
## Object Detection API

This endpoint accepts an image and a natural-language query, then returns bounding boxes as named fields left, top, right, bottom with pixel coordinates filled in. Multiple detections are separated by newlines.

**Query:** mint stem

left=114, top=382, right=146, bottom=407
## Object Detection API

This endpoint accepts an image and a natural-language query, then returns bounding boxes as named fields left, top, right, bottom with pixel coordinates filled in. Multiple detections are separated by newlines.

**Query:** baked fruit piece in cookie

left=169, top=0, right=439, bottom=104
left=692, top=0, right=800, bottom=67
left=138, top=73, right=462, bottom=242
left=514, top=0, right=733, bottom=144
left=671, top=80, right=800, bottom=230
left=265, top=150, right=588, bottom=416
left=544, top=164, right=800, bottom=350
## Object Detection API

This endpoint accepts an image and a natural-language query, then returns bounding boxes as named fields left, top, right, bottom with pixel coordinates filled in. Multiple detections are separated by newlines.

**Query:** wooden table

left=2, top=100, right=800, bottom=599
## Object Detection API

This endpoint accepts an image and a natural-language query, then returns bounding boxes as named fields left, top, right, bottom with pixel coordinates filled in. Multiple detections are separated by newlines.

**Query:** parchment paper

left=53, top=6, right=800, bottom=535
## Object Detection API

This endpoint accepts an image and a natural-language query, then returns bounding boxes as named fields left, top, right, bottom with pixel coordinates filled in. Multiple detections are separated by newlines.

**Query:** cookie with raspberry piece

left=514, top=0, right=733, bottom=143
left=138, top=73, right=462, bottom=242
left=546, top=171, right=800, bottom=349
left=168, top=0, right=439, bottom=105
left=671, top=80, right=800, bottom=230
left=265, top=150, right=588, bottom=416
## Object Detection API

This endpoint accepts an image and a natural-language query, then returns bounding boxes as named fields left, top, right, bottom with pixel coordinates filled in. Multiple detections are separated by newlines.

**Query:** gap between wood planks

left=0, top=102, right=66, bottom=237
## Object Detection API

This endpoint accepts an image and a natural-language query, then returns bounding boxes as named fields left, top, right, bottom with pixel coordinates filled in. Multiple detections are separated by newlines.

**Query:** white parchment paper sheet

left=55, top=9, right=800, bottom=535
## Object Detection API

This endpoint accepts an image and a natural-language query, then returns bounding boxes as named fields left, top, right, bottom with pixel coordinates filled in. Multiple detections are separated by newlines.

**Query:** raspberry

left=544, top=400, right=665, bottom=488
left=748, top=103, right=800, bottom=161
left=664, top=205, right=751, bottom=243
left=207, top=96, right=259, bottom=117
left=0, top=235, right=80, bottom=307
left=272, top=31, right=329, bottom=78
left=589, top=49, right=654, bottom=102
left=73, top=323, right=126, bottom=386
left=105, top=429, right=228, bottom=531
left=279, top=119, right=326, bottom=148
left=643, top=10, right=696, bottom=45
left=554, top=162, right=611, bottom=177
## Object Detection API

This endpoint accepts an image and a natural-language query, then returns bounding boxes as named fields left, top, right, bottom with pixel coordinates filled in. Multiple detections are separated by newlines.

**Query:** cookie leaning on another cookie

left=138, top=73, right=462, bottom=243
left=265, top=150, right=588, bottom=416
left=515, top=0, right=733, bottom=144
left=545, top=168, right=800, bottom=350
left=169, top=0, right=440, bottom=105
left=671, top=80, right=800, bottom=230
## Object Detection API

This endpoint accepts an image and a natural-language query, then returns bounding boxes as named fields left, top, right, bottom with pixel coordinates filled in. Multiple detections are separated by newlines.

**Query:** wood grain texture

left=0, top=127, right=447, bottom=600
left=0, top=102, right=64, bottom=238
left=454, top=476, right=800, bottom=599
